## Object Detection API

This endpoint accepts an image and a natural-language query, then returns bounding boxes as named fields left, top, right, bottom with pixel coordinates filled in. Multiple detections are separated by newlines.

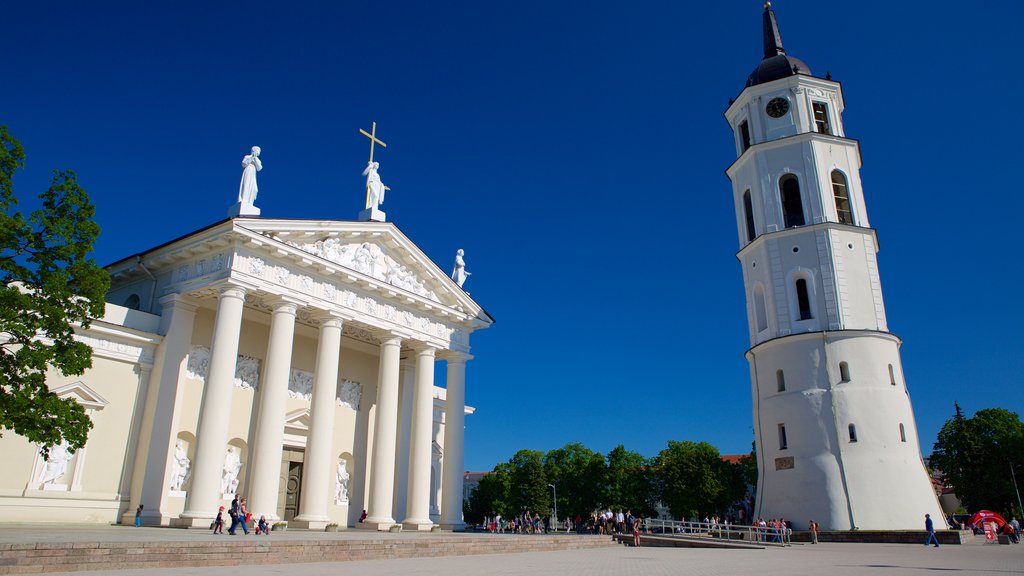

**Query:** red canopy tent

left=968, top=510, right=1007, bottom=529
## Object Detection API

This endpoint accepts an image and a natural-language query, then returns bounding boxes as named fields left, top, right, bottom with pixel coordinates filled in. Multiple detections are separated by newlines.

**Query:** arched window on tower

left=776, top=369, right=786, bottom=392
left=839, top=361, right=851, bottom=382
left=754, top=284, right=768, bottom=333
left=831, top=170, right=853, bottom=225
left=780, top=175, right=805, bottom=228
left=888, top=364, right=896, bottom=386
left=848, top=424, right=858, bottom=443
left=899, top=423, right=906, bottom=443
left=739, top=120, right=751, bottom=153
left=743, top=190, right=757, bottom=242
left=795, top=278, right=812, bottom=320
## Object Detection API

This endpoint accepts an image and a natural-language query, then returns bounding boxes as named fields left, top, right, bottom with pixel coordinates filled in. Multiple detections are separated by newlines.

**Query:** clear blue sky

left=4, top=1, right=1022, bottom=472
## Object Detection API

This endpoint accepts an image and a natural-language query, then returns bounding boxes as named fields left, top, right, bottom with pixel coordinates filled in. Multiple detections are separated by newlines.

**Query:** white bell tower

left=725, top=3, right=944, bottom=530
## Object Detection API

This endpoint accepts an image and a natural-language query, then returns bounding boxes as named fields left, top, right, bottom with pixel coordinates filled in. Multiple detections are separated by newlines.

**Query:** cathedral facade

left=725, top=5, right=944, bottom=529
left=0, top=212, right=492, bottom=529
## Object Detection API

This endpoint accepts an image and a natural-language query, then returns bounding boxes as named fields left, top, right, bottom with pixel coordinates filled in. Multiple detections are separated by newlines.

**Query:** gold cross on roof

left=359, top=121, right=387, bottom=163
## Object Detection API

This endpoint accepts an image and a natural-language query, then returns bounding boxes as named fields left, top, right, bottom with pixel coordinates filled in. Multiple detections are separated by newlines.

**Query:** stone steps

left=0, top=535, right=617, bottom=574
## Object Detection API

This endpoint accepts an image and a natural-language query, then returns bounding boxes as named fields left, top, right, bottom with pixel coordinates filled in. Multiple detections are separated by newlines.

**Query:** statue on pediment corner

left=452, top=249, right=471, bottom=288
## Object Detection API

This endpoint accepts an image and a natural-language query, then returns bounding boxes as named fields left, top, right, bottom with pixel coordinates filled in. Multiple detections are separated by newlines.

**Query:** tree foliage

left=931, top=404, right=1024, bottom=517
left=604, top=444, right=658, bottom=517
left=543, top=442, right=606, bottom=518
left=465, top=439, right=749, bottom=525
left=0, top=126, right=109, bottom=455
left=656, top=440, right=745, bottom=519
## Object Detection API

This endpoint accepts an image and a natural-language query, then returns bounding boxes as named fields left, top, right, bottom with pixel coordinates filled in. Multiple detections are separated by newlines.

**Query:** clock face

left=766, top=97, right=789, bottom=118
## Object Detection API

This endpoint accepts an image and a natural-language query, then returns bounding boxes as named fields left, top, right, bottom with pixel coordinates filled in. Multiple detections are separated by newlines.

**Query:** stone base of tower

left=747, top=330, right=945, bottom=531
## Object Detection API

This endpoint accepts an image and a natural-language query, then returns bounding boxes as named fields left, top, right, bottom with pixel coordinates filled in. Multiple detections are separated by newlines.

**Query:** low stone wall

left=0, top=535, right=617, bottom=574
left=789, top=530, right=969, bottom=545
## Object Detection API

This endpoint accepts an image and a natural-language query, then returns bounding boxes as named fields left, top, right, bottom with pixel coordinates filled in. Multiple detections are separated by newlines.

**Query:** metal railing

left=644, top=518, right=791, bottom=546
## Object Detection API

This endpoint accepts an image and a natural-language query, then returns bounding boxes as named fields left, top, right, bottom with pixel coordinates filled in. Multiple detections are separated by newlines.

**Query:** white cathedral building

left=0, top=150, right=493, bottom=530
left=726, top=5, right=944, bottom=529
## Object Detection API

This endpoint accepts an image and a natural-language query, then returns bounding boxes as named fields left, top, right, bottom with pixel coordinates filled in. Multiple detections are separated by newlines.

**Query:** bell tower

left=724, top=3, right=944, bottom=529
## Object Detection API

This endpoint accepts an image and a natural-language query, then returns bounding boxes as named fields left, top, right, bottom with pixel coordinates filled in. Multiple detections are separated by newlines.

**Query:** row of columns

left=173, top=284, right=468, bottom=531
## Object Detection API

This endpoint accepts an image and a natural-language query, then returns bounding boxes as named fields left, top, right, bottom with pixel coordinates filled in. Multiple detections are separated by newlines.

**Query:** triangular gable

left=50, top=381, right=108, bottom=411
left=284, top=408, right=312, bottom=433
left=233, top=219, right=489, bottom=321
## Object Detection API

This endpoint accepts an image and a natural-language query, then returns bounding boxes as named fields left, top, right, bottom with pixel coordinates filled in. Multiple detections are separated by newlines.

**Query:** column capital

left=378, top=334, right=404, bottom=348
left=312, top=309, right=353, bottom=329
left=263, top=295, right=302, bottom=314
left=216, top=283, right=248, bottom=300
left=408, top=341, right=439, bottom=356
left=441, top=351, right=473, bottom=364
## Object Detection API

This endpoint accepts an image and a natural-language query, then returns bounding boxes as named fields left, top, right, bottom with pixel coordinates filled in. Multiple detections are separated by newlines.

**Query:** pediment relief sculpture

left=276, top=236, right=440, bottom=303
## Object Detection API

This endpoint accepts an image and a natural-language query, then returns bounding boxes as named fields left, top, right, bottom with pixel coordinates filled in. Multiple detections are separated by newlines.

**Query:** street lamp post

left=548, top=483, right=557, bottom=531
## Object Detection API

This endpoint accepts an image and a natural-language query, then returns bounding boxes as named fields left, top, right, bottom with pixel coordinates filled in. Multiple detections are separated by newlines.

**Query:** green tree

left=544, top=442, right=606, bottom=518
left=656, top=440, right=738, bottom=519
left=465, top=463, right=512, bottom=525
left=604, top=444, right=657, bottom=518
left=931, top=405, right=1024, bottom=517
left=0, top=126, right=109, bottom=456
left=509, top=449, right=550, bottom=516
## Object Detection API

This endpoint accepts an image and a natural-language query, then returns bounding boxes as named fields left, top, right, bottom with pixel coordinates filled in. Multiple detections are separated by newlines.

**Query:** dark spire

left=762, top=2, right=785, bottom=59
left=747, top=2, right=811, bottom=87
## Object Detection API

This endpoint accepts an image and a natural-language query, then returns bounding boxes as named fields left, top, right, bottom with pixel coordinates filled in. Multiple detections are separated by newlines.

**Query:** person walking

left=809, top=520, right=819, bottom=544
left=213, top=506, right=225, bottom=534
left=134, top=504, right=143, bottom=527
left=924, top=513, right=940, bottom=547
left=632, top=516, right=641, bottom=547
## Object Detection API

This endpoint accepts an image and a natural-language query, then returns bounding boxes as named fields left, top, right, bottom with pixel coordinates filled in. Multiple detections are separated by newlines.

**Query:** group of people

left=212, top=495, right=270, bottom=535
left=483, top=512, right=551, bottom=534
left=752, top=518, right=791, bottom=543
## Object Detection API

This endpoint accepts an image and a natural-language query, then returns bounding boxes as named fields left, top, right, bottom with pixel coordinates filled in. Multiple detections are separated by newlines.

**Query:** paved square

left=40, top=540, right=1024, bottom=576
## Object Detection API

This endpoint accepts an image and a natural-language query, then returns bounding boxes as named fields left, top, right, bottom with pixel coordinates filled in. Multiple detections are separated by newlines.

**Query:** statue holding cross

left=358, top=122, right=390, bottom=221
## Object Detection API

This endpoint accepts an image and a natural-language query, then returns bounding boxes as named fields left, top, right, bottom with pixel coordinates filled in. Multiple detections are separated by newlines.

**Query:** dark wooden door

left=284, top=462, right=302, bottom=521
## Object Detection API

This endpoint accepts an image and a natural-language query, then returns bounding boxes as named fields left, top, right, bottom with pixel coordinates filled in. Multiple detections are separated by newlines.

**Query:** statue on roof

left=238, top=146, right=262, bottom=205
left=452, top=249, right=471, bottom=288
left=230, top=146, right=262, bottom=217
left=362, top=161, right=390, bottom=211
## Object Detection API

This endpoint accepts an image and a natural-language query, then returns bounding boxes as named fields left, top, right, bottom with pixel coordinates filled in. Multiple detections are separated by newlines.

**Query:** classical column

left=178, top=285, right=247, bottom=525
left=362, top=335, right=402, bottom=529
left=292, top=314, right=344, bottom=529
left=246, top=298, right=299, bottom=520
left=403, top=346, right=436, bottom=530
left=124, top=294, right=196, bottom=526
left=392, top=359, right=414, bottom=522
left=440, top=353, right=470, bottom=530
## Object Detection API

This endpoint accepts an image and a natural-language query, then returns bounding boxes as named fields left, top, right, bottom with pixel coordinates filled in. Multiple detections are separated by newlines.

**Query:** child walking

left=213, top=506, right=225, bottom=534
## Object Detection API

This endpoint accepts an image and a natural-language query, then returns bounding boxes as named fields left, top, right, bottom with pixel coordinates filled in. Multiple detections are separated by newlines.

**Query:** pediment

left=234, top=219, right=485, bottom=317
left=284, top=408, right=311, bottom=432
left=50, top=381, right=108, bottom=411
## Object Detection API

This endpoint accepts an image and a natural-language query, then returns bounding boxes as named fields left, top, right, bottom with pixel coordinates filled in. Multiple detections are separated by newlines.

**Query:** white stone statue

left=221, top=445, right=242, bottom=495
left=362, top=161, right=390, bottom=210
left=238, top=146, right=262, bottom=205
left=38, top=441, right=72, bottom=485
left=170, top=439, right=191, bottom=492
left=335, top=460, right=350, bottom=505
left=452, top=249, right=471, bottom=287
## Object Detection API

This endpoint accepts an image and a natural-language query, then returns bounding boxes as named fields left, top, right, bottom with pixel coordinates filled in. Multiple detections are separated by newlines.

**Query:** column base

left=120, top=512, right=178, bottom=527
left=402, top=519, right=434, bottom=531
left=438, top=522, right=466, bottom=532
left=355, top=519, right=398, bottom=532
left=170, top=516, right=216, bottom=529
left=290, top=520, right=333, bottom=530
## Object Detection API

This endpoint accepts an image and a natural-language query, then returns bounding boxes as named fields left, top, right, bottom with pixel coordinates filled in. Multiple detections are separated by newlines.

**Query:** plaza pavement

left=50, top=541, right=1021, bottom=576
left=1, top=525, right=1020, bottom=576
